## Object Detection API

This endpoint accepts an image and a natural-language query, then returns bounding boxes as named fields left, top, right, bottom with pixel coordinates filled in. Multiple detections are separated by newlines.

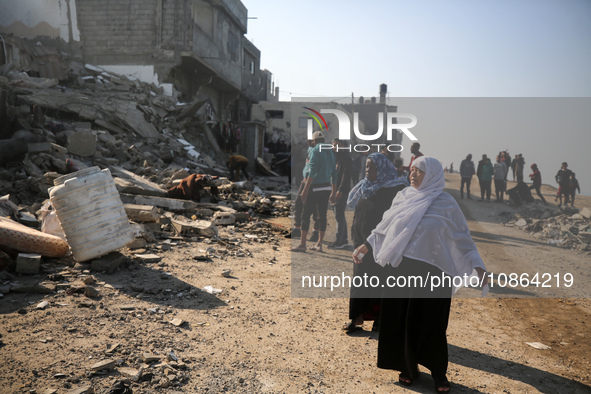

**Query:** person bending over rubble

left=227, top=154, right=252, bottom=181
left=166, top=174, right=219, bottom=202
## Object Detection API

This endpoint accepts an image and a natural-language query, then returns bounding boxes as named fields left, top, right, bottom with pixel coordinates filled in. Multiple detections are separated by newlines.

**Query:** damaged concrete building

left=252, top=84, right=404, bottom=182
left=0, top=0, right=276, bottom=170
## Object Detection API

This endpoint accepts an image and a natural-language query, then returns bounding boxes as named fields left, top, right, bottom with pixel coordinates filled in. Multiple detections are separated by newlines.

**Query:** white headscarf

left=366, top=156, right=485, bottom=286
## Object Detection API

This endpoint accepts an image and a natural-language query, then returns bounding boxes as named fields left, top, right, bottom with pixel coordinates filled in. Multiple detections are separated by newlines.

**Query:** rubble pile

left=1, top=57, right=290, bottom=203
left=0, top=53, right=292, bottom=276
left=500, top=205, right=591, bottom=252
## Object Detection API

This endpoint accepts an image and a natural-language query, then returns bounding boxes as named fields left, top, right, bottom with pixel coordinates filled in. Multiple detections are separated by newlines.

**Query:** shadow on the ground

left=373, top=343, right=589, bottom=393
left=469, top=229, right=545, bottom=248
left=0, top=262, right=226, bottom=315
left=449, top=344, right=590, bottom=393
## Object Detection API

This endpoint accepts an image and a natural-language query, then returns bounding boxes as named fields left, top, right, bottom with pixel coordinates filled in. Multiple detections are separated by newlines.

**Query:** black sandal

left=433, top=375, right=451, bottom=393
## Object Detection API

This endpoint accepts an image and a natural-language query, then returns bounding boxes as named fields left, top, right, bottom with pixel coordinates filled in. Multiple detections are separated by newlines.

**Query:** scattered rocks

left=501, top=204, right=591, bottom=252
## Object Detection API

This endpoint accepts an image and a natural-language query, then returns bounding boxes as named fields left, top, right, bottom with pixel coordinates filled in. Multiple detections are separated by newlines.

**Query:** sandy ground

left=0, top=174, right=590, bottom=393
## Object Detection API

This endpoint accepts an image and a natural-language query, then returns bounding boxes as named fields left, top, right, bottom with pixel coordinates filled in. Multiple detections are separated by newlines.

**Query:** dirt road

left=0, top=174, right=590, bottom=393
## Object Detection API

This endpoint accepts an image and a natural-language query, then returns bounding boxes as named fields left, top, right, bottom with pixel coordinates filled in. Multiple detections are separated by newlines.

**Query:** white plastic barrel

left=49, top=166, right=135, bottom=262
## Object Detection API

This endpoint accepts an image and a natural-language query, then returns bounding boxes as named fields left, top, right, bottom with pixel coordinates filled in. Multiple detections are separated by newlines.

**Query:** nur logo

left=304, top=106, right=419, bottom=153
left=303, top=107, right=329, bottom=134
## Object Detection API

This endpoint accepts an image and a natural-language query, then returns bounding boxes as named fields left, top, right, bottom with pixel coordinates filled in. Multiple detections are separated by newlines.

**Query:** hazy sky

left=244, top=0, right=591, bottom=195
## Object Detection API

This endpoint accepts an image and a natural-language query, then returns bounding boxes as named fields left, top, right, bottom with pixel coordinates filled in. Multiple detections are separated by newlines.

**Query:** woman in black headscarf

left=343, top=152, right=408, bottom=332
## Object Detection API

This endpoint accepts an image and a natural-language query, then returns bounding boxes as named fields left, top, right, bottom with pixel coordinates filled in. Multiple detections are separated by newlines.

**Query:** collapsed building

left=0, top=0, right=278, bottom=171
left=0, top=0, right=292, bottom=276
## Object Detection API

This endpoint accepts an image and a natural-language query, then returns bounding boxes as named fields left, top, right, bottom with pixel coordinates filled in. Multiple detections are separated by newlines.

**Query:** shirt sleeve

left=308, top=148, right=320, bottom=179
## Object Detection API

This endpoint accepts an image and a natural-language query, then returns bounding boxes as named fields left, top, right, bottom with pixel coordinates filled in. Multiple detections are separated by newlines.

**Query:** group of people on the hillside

left=288, top=137, right=487, bottom=392
left=459, top=151, right=581, bottom=207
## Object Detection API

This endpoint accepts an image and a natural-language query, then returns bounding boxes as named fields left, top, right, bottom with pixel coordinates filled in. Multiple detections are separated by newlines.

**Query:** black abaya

left=348, top=184, right=406, bottom=321
left=377, top=257, right=452, bottom=379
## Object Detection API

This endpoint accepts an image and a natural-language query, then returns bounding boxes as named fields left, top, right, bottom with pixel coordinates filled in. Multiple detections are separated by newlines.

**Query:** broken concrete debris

left=500, top=204, right=591, bottom=252
left=0, top=46, right=294, bottom=394
left=1, top=57, right=291, bottom=273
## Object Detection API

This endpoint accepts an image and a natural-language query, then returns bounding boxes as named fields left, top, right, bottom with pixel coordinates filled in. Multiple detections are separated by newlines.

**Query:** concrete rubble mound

left=0, top=55, right=291, bottom=274
left=0, top=48, right=292, bottom=392
left=499, top=204, right=591, bottom=253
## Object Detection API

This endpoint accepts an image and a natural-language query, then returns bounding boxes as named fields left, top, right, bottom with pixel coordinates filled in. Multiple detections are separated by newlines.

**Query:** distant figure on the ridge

left=449, top=163, right=454, bottom=173
left=493, top=155, right=507, bottom=203
left=515, top=154, right=525, bottom=183
left=528, top=164, right=547, bottom=204
left=476, top=154, right=488, bottom=200
left=459, top=154, right=475, bottom=199
left=569, top=172, right=581, bottom=207
left=479, top=158, right=494, bottom=202
left=501, top=151, right=512, bottom=180
left=401, top=142, right=423, bottom=178
left=555, top=162, right=573, bottom=206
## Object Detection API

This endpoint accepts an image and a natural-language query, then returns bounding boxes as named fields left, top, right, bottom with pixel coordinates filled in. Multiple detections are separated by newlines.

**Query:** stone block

left=67, top=131, right=96, bottom=157
left=65, top=387, right=93, bottom=394
left=234, top=212, right=250, bottom=222
left=134, top=253, right=161, bottom=263
left=124, top=204, right=159, bottom=222
left=15, top=253, right=41, bottom=274
left=213, top=212, right=236, bottom=225
left=142, top=353, right=161, bottom=363
left=51, top=143, right=68, bottom=155
left=91, top=253, right=125, bottom=272
left=91, top=359, right=116, bottom=371
left=27, top=142, right=52, bottom=153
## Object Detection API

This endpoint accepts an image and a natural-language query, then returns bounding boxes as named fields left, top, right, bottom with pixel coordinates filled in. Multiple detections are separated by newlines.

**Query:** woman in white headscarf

left=353, top=156, right=488, bottom=393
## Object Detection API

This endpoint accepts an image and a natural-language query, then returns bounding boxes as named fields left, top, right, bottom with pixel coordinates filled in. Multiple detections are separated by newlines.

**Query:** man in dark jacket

left=476, top=154, right=488, bottom=200
left=460, top=154, right=476, bottom=199
left=329, top=138, right=353, bottom=249
left=555, top=162, right=573, bottom=206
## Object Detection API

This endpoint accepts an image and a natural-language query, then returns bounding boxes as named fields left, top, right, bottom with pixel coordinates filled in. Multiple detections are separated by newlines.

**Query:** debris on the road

left=526, top=341, right=552, bottom=350
left=500, top=204, right=591, bottom=252
left=169, top=318, right=185, bottom=327
left=90, top=359, right=116, bottom=371
left=15, top=253, right=42, bottom=274
left=202, top=285, right=222, bottom=295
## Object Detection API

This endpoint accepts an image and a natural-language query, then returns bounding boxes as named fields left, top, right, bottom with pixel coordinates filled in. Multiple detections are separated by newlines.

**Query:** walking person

left=291, top=131, right=336, bottom=253
left=459, top=154, right=475, bottom=199
left=569, top=172, right=581, bottom=207
left=329, top=138, right=353, bottom=249
left=480, top=158, right=494, bottom=202
left=528, top=164, right=547, bottom=204
left=494, top=155, right=507, bottom=202
left=353, top=156, right=488, bottom=393
left=555, top=162, right=573, bottom=206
